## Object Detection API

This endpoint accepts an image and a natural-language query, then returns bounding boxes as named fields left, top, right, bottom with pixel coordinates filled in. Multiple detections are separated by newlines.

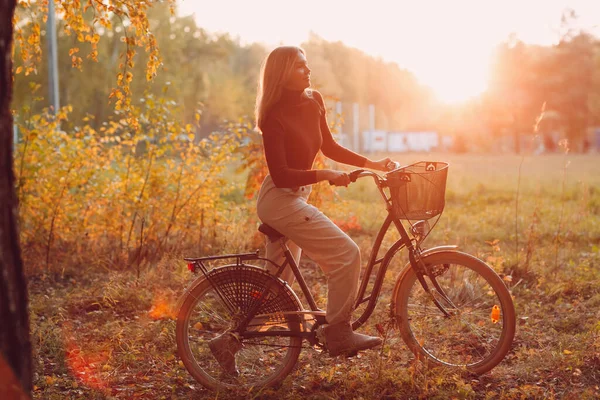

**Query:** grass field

left=29, top=152, right=600, bottom=399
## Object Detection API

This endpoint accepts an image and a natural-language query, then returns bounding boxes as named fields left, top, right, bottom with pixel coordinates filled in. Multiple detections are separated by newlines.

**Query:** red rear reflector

left=187, top=262, right=195, bottom=272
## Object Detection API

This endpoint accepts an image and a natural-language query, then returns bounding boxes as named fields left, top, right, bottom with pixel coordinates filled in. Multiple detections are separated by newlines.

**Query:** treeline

left=12, top=3, right=600, bottom=151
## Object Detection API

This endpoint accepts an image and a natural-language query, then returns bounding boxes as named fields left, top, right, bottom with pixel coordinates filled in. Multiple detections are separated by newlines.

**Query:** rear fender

left=175, top=263, right=302, bottom=315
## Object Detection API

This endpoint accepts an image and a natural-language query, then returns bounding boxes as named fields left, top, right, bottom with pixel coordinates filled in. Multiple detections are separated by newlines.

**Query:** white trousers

left=256, top=175, right=360, bottom=325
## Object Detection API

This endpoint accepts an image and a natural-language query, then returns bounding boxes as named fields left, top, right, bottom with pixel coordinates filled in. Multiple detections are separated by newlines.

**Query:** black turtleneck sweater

left=261, top=89, right=367, bottom=188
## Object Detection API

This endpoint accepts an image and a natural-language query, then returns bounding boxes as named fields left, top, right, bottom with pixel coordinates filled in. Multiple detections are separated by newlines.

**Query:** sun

left=412, top=51, right=491, bottom=105
left=409, top=45, right=492, bottom=104
left=422, top=69, right=489, bottom=105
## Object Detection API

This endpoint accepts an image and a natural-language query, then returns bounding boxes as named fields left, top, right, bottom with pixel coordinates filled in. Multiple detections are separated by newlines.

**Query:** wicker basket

left=385, top=161, right=449, bottom=220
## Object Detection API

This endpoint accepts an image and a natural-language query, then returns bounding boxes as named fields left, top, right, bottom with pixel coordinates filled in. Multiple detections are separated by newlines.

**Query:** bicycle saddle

left=258, top=223, right=284, bottom=241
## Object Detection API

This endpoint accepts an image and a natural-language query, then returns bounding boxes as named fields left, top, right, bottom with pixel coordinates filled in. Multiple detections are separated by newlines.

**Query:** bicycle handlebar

left=328, top=169, right=376, bottom=186
left=349, top=169, right=365, bottom=182
left=328, top=161, right=402, bottom=186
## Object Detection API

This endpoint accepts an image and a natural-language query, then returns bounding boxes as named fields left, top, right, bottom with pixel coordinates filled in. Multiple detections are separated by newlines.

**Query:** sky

left=177, top=0, right=599, bottom=103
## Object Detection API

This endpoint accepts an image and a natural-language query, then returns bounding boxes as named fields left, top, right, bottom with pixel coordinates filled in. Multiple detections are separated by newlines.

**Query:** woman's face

left=283, top=51, right=311, bottom=91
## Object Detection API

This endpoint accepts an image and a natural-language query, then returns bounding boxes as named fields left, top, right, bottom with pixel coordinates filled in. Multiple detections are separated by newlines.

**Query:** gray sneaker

left=208, top=332, right=243, bottom=376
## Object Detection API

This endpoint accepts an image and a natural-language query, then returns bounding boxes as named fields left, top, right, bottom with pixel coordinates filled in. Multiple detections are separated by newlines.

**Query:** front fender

left=390, top=245, right=458, bottom=315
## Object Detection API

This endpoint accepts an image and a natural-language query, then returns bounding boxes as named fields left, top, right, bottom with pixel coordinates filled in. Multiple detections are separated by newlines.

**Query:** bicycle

left=175, top=161, right=516, bottom=391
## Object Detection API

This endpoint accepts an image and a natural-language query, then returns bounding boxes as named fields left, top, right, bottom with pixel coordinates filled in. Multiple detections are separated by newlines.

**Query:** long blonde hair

left=255, top=46, right=306, bottom=131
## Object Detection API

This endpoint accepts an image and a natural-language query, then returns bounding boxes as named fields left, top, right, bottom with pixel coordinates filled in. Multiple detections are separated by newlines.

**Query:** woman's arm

left=262, top=115, right=362, bottom=187
left=314, top=91, right=394, bottom=172
left=364, top=158, right=397, bottom=171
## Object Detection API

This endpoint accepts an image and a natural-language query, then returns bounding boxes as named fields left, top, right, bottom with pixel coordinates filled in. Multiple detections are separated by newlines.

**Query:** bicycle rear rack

left=184, top=250, right=260, bottom=273
left=183, top=250, right=260, bottom=315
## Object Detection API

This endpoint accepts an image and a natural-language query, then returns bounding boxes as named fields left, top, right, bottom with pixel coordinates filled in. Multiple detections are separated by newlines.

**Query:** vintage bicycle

left=175, top=161, right=516, bottom=391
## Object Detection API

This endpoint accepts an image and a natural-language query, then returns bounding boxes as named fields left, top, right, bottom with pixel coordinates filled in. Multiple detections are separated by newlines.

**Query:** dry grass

left=30, top=153, right=600, bottom=399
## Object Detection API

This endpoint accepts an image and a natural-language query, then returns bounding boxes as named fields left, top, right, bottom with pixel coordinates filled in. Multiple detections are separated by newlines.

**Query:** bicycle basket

left=385, top=161, right=449, bottom=220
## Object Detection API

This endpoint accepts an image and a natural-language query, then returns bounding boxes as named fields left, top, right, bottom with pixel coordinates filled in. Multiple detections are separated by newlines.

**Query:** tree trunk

left=0, top=0, right=33, bottom=398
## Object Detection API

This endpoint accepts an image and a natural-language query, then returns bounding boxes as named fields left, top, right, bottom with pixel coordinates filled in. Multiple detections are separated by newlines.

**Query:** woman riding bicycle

left=209, top=45, right=398, bottom=372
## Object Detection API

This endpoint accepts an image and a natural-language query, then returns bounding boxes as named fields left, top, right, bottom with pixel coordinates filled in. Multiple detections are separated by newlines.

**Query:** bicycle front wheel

left=393, top=251, right=515, bottom=374
left=176, top=265, right=303, bottom=391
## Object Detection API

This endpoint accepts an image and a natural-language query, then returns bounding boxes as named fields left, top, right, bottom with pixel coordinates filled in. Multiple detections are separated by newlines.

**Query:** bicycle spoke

left=396, top=253, right=515, bottom=372
left=456, top=291, right=492, bottom=309
left=176, top=266, right=304, bottom=390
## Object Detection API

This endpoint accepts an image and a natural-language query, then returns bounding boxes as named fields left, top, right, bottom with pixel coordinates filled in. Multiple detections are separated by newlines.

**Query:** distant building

left=361, top=131, right=441, bottom=152
left=362, top=130, right=388, bottom=152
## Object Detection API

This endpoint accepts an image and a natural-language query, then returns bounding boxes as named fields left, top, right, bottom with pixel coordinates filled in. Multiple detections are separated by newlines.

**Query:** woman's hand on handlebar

left=317, top=170, right=351, bottom=187
left=365, top=157, right=400, bottom=172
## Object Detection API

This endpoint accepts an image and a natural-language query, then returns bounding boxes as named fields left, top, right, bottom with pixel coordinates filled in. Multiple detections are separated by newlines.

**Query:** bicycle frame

left=177, top=164, right=518, bottom=388
left=185, top=170, right=458, bottom=339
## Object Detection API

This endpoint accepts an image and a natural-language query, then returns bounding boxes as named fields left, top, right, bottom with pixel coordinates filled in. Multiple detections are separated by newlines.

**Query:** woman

left=210, top=46, right=395, bottom=374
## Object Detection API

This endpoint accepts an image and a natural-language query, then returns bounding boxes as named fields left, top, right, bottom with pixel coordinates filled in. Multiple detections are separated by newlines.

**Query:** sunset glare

left=178, top=0, right=599, bottom=104
left=11, top=0, right=600, bottom=397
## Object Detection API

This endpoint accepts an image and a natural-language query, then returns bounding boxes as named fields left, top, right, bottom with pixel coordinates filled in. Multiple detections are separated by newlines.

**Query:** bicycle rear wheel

left=393, top=251, right=515, bottom=374
left=176, top=265, right=303, bottom=391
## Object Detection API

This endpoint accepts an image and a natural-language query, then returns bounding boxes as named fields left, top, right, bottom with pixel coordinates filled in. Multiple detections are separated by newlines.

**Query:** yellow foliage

left=13, top=0, right=176, bottom=123
left=14, top=95, right=237, bottom=271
